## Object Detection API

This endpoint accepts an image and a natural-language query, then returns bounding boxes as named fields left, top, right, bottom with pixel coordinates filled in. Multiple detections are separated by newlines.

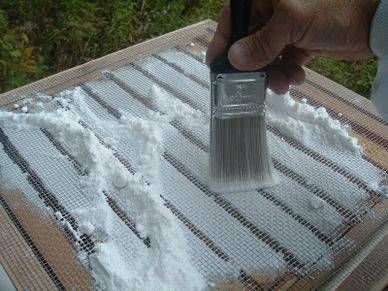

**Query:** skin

left=206, top=0, right=380, bottom=94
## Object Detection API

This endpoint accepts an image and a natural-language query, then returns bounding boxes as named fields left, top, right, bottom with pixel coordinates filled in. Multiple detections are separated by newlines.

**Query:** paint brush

left=209, top=0, right=277, bottom=192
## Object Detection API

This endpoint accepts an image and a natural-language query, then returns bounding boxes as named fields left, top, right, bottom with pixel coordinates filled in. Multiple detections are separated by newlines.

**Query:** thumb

left=228, top=12, right=290, bottom=70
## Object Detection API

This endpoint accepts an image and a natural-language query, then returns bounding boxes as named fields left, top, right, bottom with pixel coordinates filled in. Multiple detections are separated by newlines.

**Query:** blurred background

left=0, top=0, right=377, bottom=97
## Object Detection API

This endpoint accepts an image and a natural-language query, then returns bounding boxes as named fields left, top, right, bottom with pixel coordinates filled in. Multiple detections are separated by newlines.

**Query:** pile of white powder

left=0, top=64, right=383, bottom=290
left=1, top=91, right=206, bottom=291
left=266, top=91, right=362, bottom=153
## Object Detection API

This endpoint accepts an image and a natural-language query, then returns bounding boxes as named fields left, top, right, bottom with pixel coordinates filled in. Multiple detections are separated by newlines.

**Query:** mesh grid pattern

left=0, top=20, right=387, bottom=290
left=0, top=192, right=93, bottom=289
left=0, top=200, right=59, bottom=290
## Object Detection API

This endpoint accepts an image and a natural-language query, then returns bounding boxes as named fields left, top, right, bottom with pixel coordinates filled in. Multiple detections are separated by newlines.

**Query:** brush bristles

left=209, top=116, right=277, bottom=192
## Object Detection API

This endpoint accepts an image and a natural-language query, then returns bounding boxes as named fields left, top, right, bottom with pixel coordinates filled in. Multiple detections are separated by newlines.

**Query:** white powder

left=54, top=211, right=63, bottom=221
left=79, top=221, right=95, bottom=236
left=112, top=171, right=129, bottom=190
left=148, top=85, right=206, bottom=124
left=0, top=58, right=375, bottom=290
left=103, top=137, right=115, bottom=147
left=0, top=91, right=206, bottom=291
left=146, top=85, right=361, bottom=158
left=309, top=197, right=326, bottom=210
left=266, top=90, right=362, bottom=153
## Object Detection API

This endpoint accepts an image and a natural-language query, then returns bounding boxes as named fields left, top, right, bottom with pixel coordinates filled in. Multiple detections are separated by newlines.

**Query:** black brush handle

left=230, top=0, right=252, bottom=45
left=210, top=0, right=252, bottom=73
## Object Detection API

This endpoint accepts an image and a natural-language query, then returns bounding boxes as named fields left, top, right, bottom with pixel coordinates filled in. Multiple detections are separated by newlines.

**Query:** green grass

left=307, top=57, right=377, bottom=98
left=0, top=0, right=377, bottom=98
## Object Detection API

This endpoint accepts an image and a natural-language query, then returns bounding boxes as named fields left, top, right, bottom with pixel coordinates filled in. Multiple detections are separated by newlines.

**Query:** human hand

left=206, top=0, right=379, bottom=94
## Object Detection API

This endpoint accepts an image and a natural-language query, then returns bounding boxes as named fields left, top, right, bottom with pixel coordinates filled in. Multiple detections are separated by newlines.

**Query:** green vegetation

left=308, top=57, right=377, bottom=98
left=0, top=0, right=377, bottom=98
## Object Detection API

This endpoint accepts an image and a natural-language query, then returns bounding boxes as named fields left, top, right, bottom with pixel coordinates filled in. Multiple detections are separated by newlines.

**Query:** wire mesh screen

left=0, top=20, right=387, bottom=290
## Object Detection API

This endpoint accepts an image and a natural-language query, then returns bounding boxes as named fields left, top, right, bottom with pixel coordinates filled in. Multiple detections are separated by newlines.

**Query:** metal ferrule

left=211, top=71, right=267, bottom=120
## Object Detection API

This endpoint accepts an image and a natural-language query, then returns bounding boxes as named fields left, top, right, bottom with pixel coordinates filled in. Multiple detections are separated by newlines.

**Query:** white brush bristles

left=209, top=115, right=278, bottom=192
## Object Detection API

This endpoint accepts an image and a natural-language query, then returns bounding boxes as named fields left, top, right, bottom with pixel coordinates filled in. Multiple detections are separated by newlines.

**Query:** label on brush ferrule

left=211, top=71, right=267, bottom=119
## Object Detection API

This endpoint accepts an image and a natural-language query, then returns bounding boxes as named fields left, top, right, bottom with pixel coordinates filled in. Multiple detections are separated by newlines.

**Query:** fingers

left=207, top=2, right=306, bottom=95
left=282, top=46, right=312, bottom=66
left=283, top=63, right=305, bottom=85
left=267, top=66, right=289, bottom=95
left=267, top=46, right=307, bottom=94
left=228, top=7, right=291, bottom=70
left=206, top=6, right=231, bottom=65
left=267, top=63, right=306, bottom=94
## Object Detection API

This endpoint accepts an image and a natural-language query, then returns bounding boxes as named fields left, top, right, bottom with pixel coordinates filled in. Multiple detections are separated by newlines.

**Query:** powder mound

left=0, top=89, right=206, bottom=291
left=309, top=197, right=326, bottom=210
left=148, top=85, right=206, bottom=124
left=266, top=90, right=362, bottom=154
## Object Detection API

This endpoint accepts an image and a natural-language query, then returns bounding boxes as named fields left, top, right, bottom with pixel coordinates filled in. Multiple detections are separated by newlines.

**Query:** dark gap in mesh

left=194, top=35, right=210, bottom=47
left=170, top=120, right=209, bottom=153
left=103, top=71, right=161, bottom=113
left=161, top=195, right=230, bottom=262
left=362, top=155, right=387, bottom=174
left=40, top=128, right=87, bottom=176
left=258, top=190, right=333, bottom=245
left=0, top=127, right=95, bottom=255
left=113, top=153, right=137, bottom=175
left=0, top=195, right=66, bottom=290
left=103, top=191, right=151, bottom=248
left=175, top=45, right=204, bottom=63
left=80, top=84, right=122, bottom=119
left=238, top=270, right=266, bottom=291
left=206, top=27, right=215, bottom=34
left=304, top=79, right=388, bottom=127
left=77, top=120, right=112, bottom=151
left=152, top=54, right=210, bottom=89
left=130, top=63, right=205, bottom=114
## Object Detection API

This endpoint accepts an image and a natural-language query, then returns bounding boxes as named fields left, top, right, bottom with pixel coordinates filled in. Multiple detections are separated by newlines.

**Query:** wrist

left=370, top=0, right=388, bottom=57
